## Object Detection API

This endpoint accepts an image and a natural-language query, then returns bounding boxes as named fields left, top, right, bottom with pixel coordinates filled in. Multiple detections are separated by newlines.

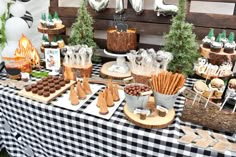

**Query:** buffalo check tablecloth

left=0, top=64, right=235, bottom=157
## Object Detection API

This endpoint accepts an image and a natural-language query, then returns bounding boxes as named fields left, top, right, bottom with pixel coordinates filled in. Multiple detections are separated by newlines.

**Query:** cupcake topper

left=221, top=30, right=227, bottom=39
left=207, top=28, right=214, bottom=39
left=228, top=32, right=235, bottom=44
left=52, top=36, right=57, bottom=42
left=42, top=34, right=49, bottom=42
left=41, top=13, right=46, bottom=21
left=53, top=12, right=59, bottom=20
left=57, top=35, right=63, bottom=41
left=48, top=13, right=53, bottom=22
left=215, top=33, right=222, bottom=42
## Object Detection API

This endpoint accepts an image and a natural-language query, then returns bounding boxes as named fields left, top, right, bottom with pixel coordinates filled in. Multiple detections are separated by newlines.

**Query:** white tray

left=51, top=84, right=103, bottom=111
left=83, top=89, right=125, bottom=120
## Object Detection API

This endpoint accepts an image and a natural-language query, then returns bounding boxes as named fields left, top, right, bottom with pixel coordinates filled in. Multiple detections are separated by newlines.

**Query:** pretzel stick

left=155, top=75, right=159, bottom=92
left=166, top=74, right=178, bottom=94
left=170, top=74, right=182, bottom=94
left=173, top=76, right=185, bottom=94
left=159, top=73, right=164, bottom=93
left=163, top=72, right=171, bottom=94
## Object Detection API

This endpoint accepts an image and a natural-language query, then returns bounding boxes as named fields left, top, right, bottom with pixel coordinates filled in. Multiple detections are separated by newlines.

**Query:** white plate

left=51, top=84, right=103, bottom=111
left=83, top=89, right=125, bottom=120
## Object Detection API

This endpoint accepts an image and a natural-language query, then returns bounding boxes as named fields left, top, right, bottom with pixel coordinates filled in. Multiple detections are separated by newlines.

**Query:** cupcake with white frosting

left=202, top=28, right=215, bottom=48
left=46, top=13, right=55, bottom=29
left=210, top=33, right=223, bottom=53
left=53, top=12, right=63, bottom=28
left=224, top=32, right=235, bottom=54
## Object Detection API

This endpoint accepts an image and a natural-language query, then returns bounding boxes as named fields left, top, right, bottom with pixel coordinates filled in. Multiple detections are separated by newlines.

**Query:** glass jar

left=3, top=57, right=32, bottom=79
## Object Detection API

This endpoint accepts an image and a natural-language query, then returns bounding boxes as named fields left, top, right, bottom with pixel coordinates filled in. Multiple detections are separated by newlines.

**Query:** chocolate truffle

left=25, top=85, right=32, bottom=92
left=65, top=80, right=70, bottom=84
left=60, top=81, right=65, bottom=87
left=32, top=88, right=38, bottom=94
left=43, top=92, right=50, bottom=97
left=44, top=86, right=50, bottom=91
left=31, top=84, right=37, bottom=88
left=49, top=88, right=56, bottom=93
left=49, top=83, right=55, bottom=88
left=37, top=90, right=44, bottom=96
left=55, top=85, right=61, bottom=90
left=37, top=84, right=43, bottom=90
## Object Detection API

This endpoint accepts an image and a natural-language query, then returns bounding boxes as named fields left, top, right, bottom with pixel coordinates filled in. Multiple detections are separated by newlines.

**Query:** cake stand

left=100, top=49, right=131, bottom=79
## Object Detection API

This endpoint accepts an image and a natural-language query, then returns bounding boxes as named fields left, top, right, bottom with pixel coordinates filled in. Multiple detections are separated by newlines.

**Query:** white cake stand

left=100, top=49, right=131, bottom=79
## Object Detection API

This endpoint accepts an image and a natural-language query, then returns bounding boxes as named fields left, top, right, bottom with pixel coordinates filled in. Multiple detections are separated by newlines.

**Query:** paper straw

left=232, top=102, right=236, bottom=113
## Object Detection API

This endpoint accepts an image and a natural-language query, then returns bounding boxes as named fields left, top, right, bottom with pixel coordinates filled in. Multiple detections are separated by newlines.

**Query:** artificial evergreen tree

left=69, top=0, right=96, bottom=47
left=163, top=0, right=199, bottom=76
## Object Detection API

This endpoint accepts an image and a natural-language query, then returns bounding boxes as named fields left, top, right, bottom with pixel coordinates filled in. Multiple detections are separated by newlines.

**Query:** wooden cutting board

left=18, top=80, right=76, bottom=104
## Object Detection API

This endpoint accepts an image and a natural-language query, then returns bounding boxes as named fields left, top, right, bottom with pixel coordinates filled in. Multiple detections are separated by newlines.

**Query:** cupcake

left=220, top=30, right=228, bottom=46
left=41, top=34, right=50, bottom=48
left=224, top=32, right=235, bottom=54
left=46, top=13, right=55, bottom=29
left=40, top=13, right=47, bottom=27
left=57, top=35, right=65, bottom=48
left=50, top=37, right=58, bottom=48
left=202, top=28, right=215, bottom=48
left=210, top=33, right=223, bottom=53
left=53, top=12, right=63, bottom=28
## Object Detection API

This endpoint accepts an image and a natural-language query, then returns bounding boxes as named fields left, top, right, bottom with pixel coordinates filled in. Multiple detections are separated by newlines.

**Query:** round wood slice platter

left=195, top=71, right=232, bottom=80
left=200, top=45, right=236, bottom=65
left=100, top=61, right=131, bottom=79
left=124, top=99, right=175, bottom=129
left=37, top=24, right=66, bottom=35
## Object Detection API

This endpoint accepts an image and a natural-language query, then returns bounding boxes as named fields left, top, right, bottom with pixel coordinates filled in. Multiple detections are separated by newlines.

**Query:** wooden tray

left=18, top=80, right=76, bottom=104
left=37, top=24, right=66, bottom=35
left=100, top=61, right=131, bottom=79
left=124, top=97, right=175, bottom=129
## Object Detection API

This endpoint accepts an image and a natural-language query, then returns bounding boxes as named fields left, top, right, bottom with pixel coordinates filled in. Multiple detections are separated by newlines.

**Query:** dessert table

left=0, top=64, right=235, bottom=157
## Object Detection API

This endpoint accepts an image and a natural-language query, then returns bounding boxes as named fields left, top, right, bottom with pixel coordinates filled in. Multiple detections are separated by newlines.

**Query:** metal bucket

left=124, top=83, right=151, bottom=112
left=153, top=91, right=178, bottom=110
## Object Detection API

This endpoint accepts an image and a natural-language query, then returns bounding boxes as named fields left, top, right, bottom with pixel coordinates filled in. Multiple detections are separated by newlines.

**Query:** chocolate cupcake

left=25, top=85, right=32, bottom=92
left=43, top=91, right=50, bottom=97
left=49, top=88, right=56, bottom=93
left=32, top=88, right=38, bottom=94
left=37, top=90, right=44, bottom=96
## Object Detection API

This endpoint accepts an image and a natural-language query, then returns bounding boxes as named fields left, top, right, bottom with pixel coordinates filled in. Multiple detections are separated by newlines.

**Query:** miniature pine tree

left=163, top=0, right=199, bottom=76
left=42, top=34, right=49, bottom=42
left=228, top=32, right=235, bottom=43
left=207, top=28, right=214, bottom=39
left=41, top=13, right=46, bottom=21
left=53, top=12, right=59, bottom=20
left=215, top=33, right=221, bottom=42
left=69, top=0, right=96, bottom=47
left=221, top=30, right=226, bottom=39
left=48, top=13, right=53, bottom=22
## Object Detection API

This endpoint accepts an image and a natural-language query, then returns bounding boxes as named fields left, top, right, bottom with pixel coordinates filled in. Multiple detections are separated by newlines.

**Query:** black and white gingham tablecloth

left=0, top=64, right=235, bottom=157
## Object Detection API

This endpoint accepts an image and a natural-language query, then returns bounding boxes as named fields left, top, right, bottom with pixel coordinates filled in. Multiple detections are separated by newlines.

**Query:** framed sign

left=45, top=48, right=61, bottom=70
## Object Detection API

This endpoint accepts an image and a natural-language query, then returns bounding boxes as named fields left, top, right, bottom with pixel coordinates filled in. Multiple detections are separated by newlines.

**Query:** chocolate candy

left=124, top=84, right=151, bottom=96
